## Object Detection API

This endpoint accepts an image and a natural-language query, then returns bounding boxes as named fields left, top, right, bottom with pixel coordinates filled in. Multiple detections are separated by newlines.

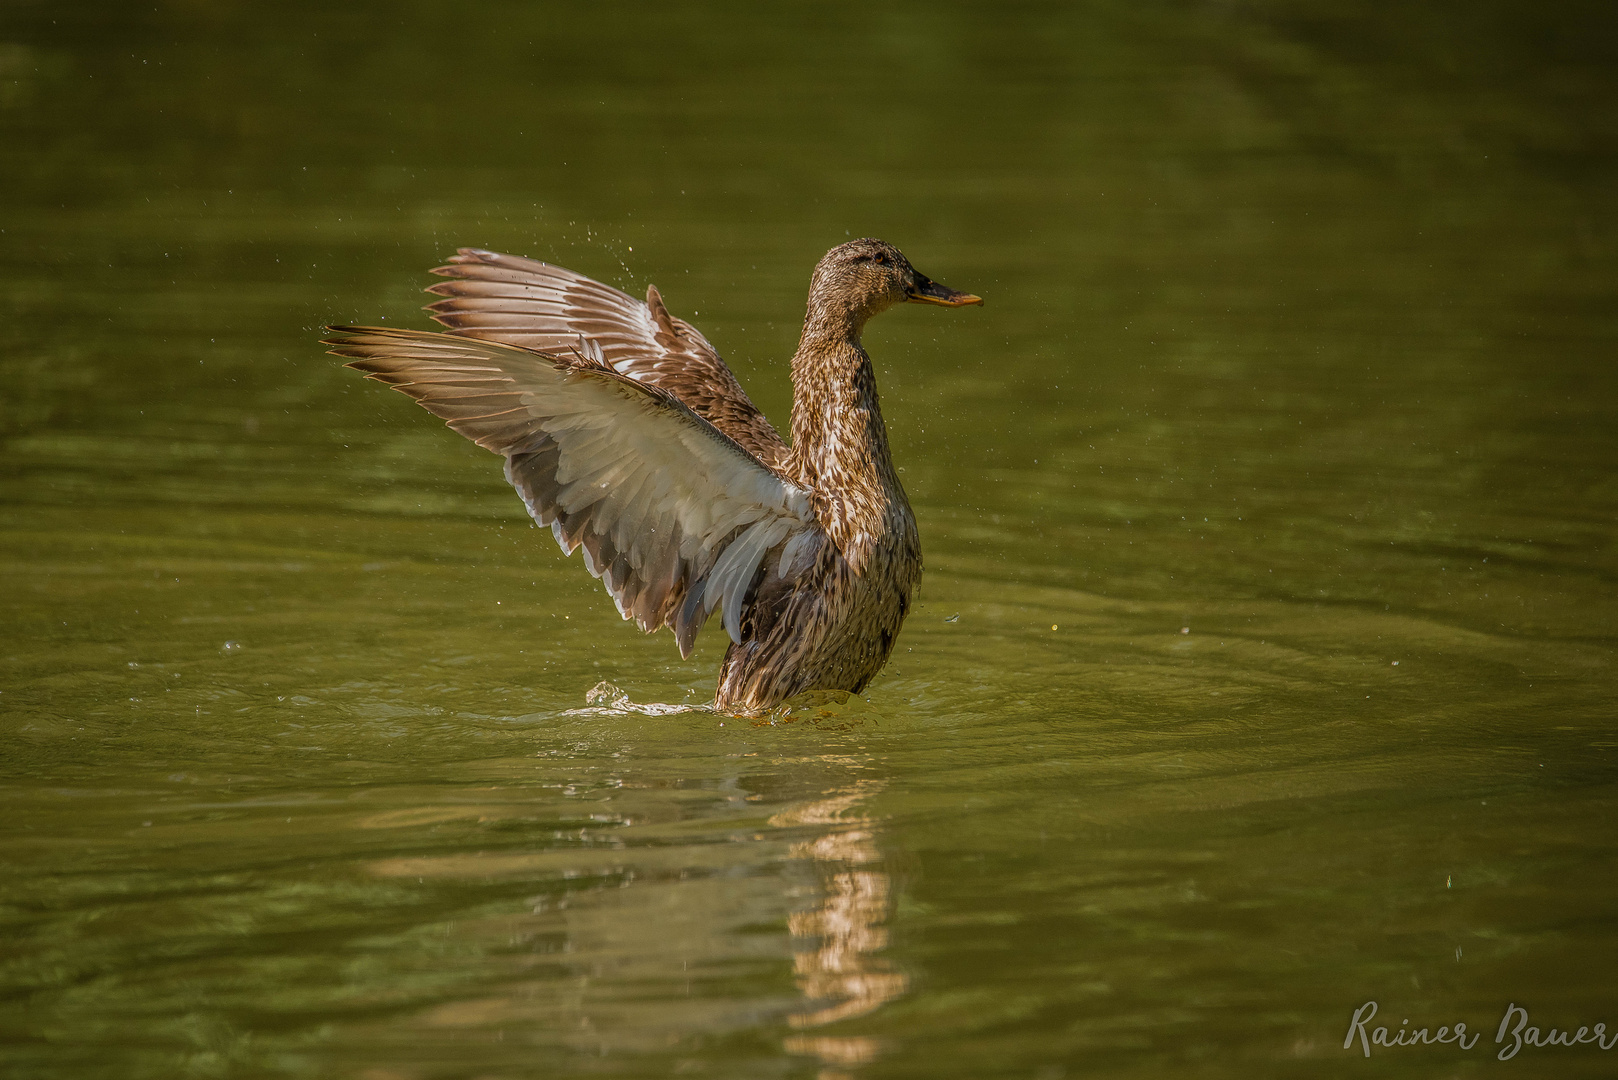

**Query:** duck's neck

left=790, top=333, right=888, bottom=474
left=788, top=321, right=908, bottom=555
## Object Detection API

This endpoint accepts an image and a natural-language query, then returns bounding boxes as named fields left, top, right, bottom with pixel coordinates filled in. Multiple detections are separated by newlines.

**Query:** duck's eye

left=873, top=253, right=888, bottom=265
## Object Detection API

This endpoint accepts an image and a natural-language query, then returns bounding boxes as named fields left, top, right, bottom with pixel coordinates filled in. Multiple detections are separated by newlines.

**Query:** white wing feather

left=326, top=326, right=815, bottom=654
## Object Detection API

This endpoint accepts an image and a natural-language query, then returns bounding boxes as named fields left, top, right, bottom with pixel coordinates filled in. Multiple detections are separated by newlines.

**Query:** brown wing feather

left=325, top=326, right=815, bottom=657
left=423, top=248, right=791, bottom=470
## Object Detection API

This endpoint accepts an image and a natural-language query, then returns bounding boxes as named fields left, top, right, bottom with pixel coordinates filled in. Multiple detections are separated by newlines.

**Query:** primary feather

left=325, top=327, right=814, bottom=656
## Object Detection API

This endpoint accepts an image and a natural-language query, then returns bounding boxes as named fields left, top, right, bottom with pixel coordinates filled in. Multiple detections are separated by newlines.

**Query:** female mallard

left=325, top=239, right=980, bottom=712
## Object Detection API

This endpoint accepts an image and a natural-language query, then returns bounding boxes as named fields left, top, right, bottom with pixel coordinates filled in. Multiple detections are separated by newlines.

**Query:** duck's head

left=807, top=239, right=982, bottom=333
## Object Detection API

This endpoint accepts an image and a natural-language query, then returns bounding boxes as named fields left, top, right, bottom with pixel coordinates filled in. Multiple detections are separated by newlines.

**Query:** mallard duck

left=325, top=239, right=981, bottom=712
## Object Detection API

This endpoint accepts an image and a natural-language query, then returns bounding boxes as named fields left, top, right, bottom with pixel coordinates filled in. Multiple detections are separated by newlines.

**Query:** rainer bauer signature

left=1344, top=1001, right=1618, bottom=1060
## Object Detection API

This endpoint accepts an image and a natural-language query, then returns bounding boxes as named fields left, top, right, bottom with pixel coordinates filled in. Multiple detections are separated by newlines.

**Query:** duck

left=324, top=239, right=981, bottom=713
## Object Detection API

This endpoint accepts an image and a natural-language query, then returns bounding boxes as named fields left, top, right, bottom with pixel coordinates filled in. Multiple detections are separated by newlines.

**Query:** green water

left=3, top=2, right=1616, bottom=1077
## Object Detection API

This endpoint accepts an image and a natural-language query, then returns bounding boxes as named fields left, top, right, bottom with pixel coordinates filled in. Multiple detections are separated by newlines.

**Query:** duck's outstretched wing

left=421, top=248, right=791, bottom=470
left=325, top=326, right=820, bottom=655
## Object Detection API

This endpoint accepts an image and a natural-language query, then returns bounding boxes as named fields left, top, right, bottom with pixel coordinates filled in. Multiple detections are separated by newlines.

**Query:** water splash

left=562, top=680, right=703, bottom=717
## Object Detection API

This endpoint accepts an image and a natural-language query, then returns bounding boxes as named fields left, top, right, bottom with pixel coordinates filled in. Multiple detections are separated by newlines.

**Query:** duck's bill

left=906, top=273, right=984, bottom=307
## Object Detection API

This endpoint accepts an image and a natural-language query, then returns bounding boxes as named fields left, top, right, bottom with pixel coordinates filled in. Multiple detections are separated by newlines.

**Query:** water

left=3, top=1, right=1616, bottom=1076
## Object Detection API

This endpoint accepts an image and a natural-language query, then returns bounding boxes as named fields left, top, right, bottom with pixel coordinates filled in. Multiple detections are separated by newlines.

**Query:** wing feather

left=423, top=248, right=791, bottom=469
left=327, top=326, right=816, bottom=654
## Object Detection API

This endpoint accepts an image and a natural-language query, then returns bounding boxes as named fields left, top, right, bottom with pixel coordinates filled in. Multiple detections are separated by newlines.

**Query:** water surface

left=3, top=2, right=1616, bottom=1077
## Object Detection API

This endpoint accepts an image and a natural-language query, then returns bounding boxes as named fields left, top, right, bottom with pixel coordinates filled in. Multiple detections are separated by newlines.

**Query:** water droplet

left=585, top=681, right=629, bottom=708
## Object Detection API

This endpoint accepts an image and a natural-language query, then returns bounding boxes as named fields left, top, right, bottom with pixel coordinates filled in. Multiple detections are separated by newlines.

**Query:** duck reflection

left=773, top=778, right=906, bottom=1076
left=356, top=758, right=907, bottom=1074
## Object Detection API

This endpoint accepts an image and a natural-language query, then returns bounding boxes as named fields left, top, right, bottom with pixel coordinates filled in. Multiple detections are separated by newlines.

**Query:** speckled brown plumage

left=324, top=239, right=980, bottom=713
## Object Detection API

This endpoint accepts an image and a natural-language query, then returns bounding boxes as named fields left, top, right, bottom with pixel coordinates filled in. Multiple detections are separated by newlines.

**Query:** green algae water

left=3, top=2, right=1616, bottom=1077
